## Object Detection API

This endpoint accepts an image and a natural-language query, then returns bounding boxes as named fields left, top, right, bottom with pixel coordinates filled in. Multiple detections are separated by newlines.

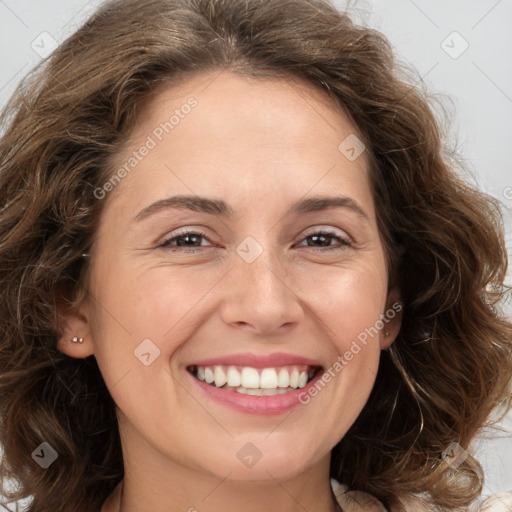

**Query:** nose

left=218, top=243, right=304, bottom=336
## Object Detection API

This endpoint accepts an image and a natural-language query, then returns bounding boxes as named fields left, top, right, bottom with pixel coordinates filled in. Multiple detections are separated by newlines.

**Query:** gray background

left=1, top=0, right=511, bottom=508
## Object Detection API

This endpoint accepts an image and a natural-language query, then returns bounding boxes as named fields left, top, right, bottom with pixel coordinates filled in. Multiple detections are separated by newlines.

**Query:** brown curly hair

left=1, top=0, right=511, bottom=511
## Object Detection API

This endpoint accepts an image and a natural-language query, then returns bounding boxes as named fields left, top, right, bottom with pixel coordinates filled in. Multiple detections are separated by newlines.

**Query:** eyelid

left=158, top=227, right=214, bottom=248
left=159, top=225, right=350, bottom=243
left=299, top=225, right=351, bottom=242
left=158, top=224, right=353, bottom=252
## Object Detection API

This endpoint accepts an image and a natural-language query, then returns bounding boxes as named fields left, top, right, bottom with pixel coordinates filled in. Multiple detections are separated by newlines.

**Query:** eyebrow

left=132, top=194, right=370, bottom=223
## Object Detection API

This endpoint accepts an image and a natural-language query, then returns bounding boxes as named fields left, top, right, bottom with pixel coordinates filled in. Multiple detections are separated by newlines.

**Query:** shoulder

left=331, top=479, right=431, bottom=512
left=331, top=480, right=388, bottom=512
left=477, top=493, right=512, bottom=511
left=331, top=480, right=512, bottom=512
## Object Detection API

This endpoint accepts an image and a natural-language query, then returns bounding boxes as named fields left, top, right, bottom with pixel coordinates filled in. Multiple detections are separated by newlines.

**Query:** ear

left=55, top=284, right=95, bottom=358
left=380, top=287, right=403, bottom=350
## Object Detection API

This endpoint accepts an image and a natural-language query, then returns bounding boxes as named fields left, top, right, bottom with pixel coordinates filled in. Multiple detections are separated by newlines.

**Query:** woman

left=0, top=0, right=511, bottom=511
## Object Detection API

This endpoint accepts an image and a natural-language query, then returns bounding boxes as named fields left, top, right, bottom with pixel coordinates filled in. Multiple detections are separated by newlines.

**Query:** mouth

left=186, top=364, right=323, bottom=396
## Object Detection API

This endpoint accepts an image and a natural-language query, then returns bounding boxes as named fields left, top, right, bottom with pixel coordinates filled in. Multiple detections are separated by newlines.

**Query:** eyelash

left=158, top=228, right=352, bottom=253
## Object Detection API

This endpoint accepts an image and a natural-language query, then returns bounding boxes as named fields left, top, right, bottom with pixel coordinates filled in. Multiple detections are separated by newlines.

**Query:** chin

left=196, top=437, right=325, bottom=482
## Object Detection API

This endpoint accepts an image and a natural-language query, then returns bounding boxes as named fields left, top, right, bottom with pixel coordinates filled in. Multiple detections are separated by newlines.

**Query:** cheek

left=85, top=268, right=190, bottom=426
left=302, top=262, right=387, bottom=350
left=90, top=259, right=214, bottom=340
left=305, top=263, right=386, bottom=396
left=90, top=252, right=387, bottom=359
left=280, top=264, right=387, bottom=453
left=86, top=261, right=219, bottom=388
left=88, top=247, right=386, bottom=402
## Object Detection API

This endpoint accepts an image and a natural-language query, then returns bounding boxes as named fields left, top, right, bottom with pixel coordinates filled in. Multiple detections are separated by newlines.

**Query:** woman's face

left=59, top=71, right=400, bottom=483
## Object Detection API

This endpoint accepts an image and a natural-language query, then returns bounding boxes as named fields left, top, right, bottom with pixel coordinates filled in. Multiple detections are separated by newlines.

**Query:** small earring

left=71, top=336, right=84, bottom=343
left=384, top=330, right=389, bottom=337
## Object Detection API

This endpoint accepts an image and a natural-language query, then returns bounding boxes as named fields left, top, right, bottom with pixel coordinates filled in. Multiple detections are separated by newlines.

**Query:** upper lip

left=187, top=352, right=323, bottom=368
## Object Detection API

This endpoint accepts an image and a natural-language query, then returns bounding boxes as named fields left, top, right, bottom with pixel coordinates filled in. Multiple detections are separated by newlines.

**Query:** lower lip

left=186, top=370, right=323, bottom=416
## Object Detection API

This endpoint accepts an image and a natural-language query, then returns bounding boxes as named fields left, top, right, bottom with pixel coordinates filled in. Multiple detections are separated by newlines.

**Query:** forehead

left=103, top=70, right=374, bottom=221
left=136, top=70, right=360, bottom=151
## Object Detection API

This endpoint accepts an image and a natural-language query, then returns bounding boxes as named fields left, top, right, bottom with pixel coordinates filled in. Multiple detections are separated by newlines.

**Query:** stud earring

left=71, top=336, right=84, bottom=343
left=384, top=330, right=389, bottom=337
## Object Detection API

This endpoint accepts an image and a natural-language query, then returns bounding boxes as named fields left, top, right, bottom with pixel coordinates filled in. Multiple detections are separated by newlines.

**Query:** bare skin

left=57, top=70, right=401, bottom=512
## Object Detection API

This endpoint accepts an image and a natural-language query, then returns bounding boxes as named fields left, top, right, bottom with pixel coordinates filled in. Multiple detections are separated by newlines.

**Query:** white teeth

left=226, top=366, right=241, bottom=387
left=289, top=368, right=299, bottom=388
left=260, top=368, right=278, bottom=389
left=191, top=364, right=318, bottom=393
left=204, top=367, right=214, bottom=384
left=277, top=367, right=289, bottom=388
left=241, top=367, right=260, bottom=388
left=242, top=388, right=292, bottom=396
left=245, top=388, right=263, bottom=395
left=297, top=371, right=308, bottom=388
left=214, top=366, right=227, bottom=387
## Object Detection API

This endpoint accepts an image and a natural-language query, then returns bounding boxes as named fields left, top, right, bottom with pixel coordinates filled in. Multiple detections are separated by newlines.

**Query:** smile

left=187, top=364, right=322, bottom=395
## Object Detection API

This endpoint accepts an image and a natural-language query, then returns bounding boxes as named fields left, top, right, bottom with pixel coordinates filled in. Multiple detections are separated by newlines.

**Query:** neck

left=102, top=447, right=339, bottom=511
left=101, top=415, right=341, bottom=512
left=101, top=480, right=343, bottom=512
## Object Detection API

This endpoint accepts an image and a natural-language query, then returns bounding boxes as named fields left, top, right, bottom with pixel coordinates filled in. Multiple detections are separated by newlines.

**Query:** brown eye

left=297, top=230, right=352, bottom=251
left=159, top=230, right=212, bottom=252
